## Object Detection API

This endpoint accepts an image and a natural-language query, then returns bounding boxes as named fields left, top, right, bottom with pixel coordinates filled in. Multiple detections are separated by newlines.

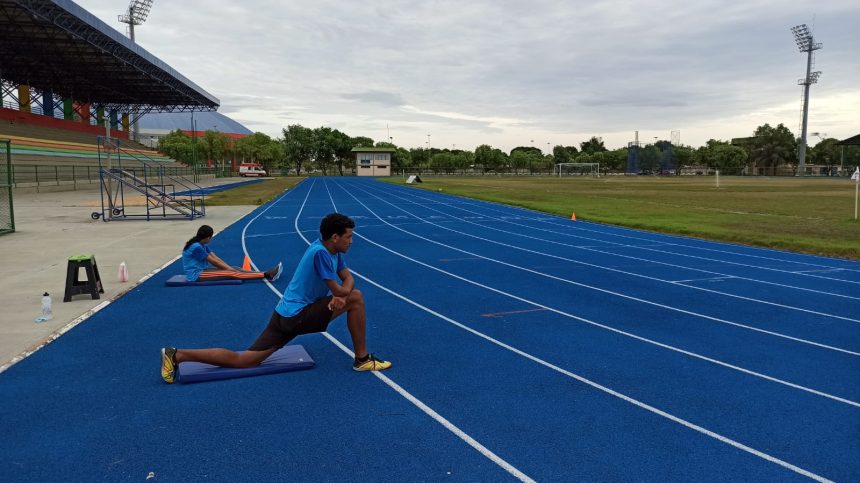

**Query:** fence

left=10, top=163, right=216, bottom=190
left=0, top=140, right=14, bottom=234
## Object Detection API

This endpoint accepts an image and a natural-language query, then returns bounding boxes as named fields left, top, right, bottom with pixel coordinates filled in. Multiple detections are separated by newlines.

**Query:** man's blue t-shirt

left=181, top=242, right=211, bottom=281
left=276, top=239, right=346, bottom=317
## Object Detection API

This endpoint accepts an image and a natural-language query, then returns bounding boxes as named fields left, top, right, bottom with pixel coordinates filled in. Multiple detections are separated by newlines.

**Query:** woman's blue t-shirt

left=181, top=242, right=211, bottom=281
left=276, top=239, right=346, bottom=317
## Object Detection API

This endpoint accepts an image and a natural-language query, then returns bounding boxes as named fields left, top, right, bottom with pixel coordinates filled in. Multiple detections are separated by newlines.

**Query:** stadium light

left=118, top=0, right=154, bottom=31
left=118, top=0, right=155, bottom=143
left=790, top=23, right=823, bottom=177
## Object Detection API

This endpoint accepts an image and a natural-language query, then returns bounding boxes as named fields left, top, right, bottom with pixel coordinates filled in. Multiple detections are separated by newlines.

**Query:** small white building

left=352, top=147, right=394, bottom=176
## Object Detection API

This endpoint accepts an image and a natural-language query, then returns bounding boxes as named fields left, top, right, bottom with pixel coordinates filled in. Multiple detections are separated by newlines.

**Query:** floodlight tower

left=790, top=23, right=822, bottom=176
left=118, top=0, right=155, bottom=142
left=118, top=0, right=154, bottom=42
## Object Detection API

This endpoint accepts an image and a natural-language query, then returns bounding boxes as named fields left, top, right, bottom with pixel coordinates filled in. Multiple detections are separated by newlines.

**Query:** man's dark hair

left=320, top=213, right=355, bottom=240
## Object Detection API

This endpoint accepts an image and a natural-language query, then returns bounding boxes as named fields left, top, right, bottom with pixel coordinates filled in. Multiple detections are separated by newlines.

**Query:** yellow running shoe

left=352, top=353, right=392, bottom=372
left=161, top=347, right=178, bottom=384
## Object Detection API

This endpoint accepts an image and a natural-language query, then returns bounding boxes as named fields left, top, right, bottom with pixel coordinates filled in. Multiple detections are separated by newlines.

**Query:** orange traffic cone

left=242, top=255, right=251, bottom=271
left=570, top=212, right=577, bottom=221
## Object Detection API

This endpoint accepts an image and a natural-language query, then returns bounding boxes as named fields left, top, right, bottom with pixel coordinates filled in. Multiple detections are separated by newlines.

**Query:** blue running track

left=174, top=178, right=266, bottom=196
left=2, top=177, right=858, bottom=481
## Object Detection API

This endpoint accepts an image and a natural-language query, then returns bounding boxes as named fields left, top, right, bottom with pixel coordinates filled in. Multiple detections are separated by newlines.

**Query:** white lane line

left=332, top=180, right=860, bottom=405
left=241, top=179, right=534, bottom=483
left=792, top=269, right=848, bottom=274
left=352, top=183, right=860, bottom=352
left=672, top=276, right=736, bottom=284
left=379, top=183, right=860, bottom=295
left=408, top=183, right=860, bottom=276
left=374, top=183, right=860, bottom=312
left=326, top=179, right=834, bottom=483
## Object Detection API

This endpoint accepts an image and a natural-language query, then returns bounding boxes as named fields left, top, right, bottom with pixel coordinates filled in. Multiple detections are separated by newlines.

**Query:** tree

left=639, top=145, right=660, bottom=174
left=409, top=147, right=431, bottom=173
left=474, top=144, right=506, bottom=173
left=430, top=152, right=454, bottom=174
left=674, top=145, right=696, bottom=169
left=809, top=138, right=841, bottom=175
left=530, top=154, right=554, bottom=174
left=200, top=130, right=230, bottom=173
left=454, top=150, right=474, bottom=173
left=236, top=132, right=281, bottom=173
left=694, top=140, right=747, bottom=174
left=580, top=136, right=607, bottom=154
left=280, top=124, right=315, bottom=176
left=393, top=147, right=412, bottom=173
left=552, top=145, right=579, bottom=164
left=747, top=123, right=797, bottom=173
left=510, top=146, right=542, bottom=157
left=259, top=141, right=284, bottom=174
left=510, top=150, right=530, bottom=174
left=327, top=130, right=354, bottom=176
left=352, top=136, right=374, bottom=148
left=605, top=148, right=628, bottom=172
left=158, top=130, right=194, bottom=165
left=311, top=127, right=337, bottom=175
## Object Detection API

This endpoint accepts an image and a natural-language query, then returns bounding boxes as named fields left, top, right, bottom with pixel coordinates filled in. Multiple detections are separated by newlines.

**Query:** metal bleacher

left=91, top=136, right=205, bottom=221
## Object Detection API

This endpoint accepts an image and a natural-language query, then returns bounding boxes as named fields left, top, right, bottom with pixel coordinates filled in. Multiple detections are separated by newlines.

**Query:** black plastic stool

left=63, top=254, right=104, bottom=302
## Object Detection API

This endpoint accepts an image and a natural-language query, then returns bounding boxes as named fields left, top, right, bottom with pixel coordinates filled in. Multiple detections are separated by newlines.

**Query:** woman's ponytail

left=184, top=225, right=214, bottom=250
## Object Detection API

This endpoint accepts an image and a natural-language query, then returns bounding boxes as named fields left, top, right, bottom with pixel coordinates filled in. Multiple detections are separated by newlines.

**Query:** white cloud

left=73, top=0, right=860, bottom=151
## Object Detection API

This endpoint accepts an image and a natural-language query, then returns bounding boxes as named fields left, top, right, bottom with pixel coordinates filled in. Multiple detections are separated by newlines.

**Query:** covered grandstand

left=0, top=0, right=221, bottom=187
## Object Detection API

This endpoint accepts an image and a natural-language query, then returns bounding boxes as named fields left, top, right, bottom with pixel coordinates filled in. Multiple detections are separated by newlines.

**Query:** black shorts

left=247, top=297, right=334, bottom=351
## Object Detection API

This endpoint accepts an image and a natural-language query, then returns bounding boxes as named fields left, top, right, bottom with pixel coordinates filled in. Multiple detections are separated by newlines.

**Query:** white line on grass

left=323, top=179, right=834, bottom=483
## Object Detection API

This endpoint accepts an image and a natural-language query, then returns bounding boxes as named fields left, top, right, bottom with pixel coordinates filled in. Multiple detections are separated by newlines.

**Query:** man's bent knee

left=348, top=288, right=364, bottom=305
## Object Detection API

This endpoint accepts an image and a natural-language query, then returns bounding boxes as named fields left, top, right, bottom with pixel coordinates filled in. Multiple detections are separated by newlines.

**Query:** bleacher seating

left=0, top=118, right=182, bottom=168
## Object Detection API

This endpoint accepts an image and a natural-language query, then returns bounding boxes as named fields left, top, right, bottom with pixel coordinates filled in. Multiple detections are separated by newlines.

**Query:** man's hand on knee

left=328, top=296, right=346, bottom=311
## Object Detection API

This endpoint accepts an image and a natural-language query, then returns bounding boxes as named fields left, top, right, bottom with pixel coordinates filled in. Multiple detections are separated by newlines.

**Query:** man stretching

left=161, top=213, right=391, bottom=383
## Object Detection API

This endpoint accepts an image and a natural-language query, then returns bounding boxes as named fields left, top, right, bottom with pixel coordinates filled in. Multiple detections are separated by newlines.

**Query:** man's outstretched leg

left=161, top=347, right=277, bottom=384
left=330, top=289, right=391, bottom=371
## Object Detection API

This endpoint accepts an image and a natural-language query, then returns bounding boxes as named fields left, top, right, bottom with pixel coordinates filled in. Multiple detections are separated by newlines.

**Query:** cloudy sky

left=75, top=0, right=859, bottom=151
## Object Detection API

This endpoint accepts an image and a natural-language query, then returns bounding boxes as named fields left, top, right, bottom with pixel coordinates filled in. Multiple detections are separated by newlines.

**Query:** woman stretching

left=183, top=225, right=282, bottom=282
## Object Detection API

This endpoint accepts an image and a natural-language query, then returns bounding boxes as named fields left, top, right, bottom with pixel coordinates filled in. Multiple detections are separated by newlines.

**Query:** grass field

left=382, top=176, right=860, bottom=260
left=205, top=177, right=304, bottom=206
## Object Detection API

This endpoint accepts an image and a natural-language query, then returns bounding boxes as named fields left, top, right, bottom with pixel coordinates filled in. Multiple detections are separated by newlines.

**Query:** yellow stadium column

left=18, top=85, right=31, bottom=113
left=121, top=113, right=130, bottom=135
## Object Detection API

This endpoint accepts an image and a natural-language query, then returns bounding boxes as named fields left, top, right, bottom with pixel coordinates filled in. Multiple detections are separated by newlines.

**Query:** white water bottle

left=35, top=292, right=53, bottom=323
left=118, top=261, right=129, bottom=283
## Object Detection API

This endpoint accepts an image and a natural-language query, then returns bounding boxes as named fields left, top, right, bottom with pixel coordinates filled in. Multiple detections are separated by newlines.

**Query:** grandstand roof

left=351, top=147, right=395, bottom=152
left=139, top=111, right=253, bottom=136
left=0, top=0, right=219, bottom=112
left=836, top=134, right=860, bottom=146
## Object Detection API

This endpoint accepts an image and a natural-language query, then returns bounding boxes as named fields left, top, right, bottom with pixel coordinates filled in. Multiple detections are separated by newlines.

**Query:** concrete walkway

left=0, top=180, right=257, bottom=369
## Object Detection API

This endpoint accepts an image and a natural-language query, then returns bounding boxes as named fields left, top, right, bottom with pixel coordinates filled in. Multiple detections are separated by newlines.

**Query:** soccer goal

left=0, top=139, right=14, bottom=235
left=556, top=162, right=600, bottom=177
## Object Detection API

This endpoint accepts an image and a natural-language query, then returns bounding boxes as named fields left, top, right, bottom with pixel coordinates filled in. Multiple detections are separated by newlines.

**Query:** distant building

left=137, top=111, right=253, bottom=148
left=352, top=147, right=394, bottom=176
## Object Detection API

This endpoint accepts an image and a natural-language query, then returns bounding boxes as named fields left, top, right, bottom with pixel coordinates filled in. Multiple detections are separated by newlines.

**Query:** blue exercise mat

left=178, top=345, right=315, bottom=384
left=165, top=275, right=243, bottom=287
